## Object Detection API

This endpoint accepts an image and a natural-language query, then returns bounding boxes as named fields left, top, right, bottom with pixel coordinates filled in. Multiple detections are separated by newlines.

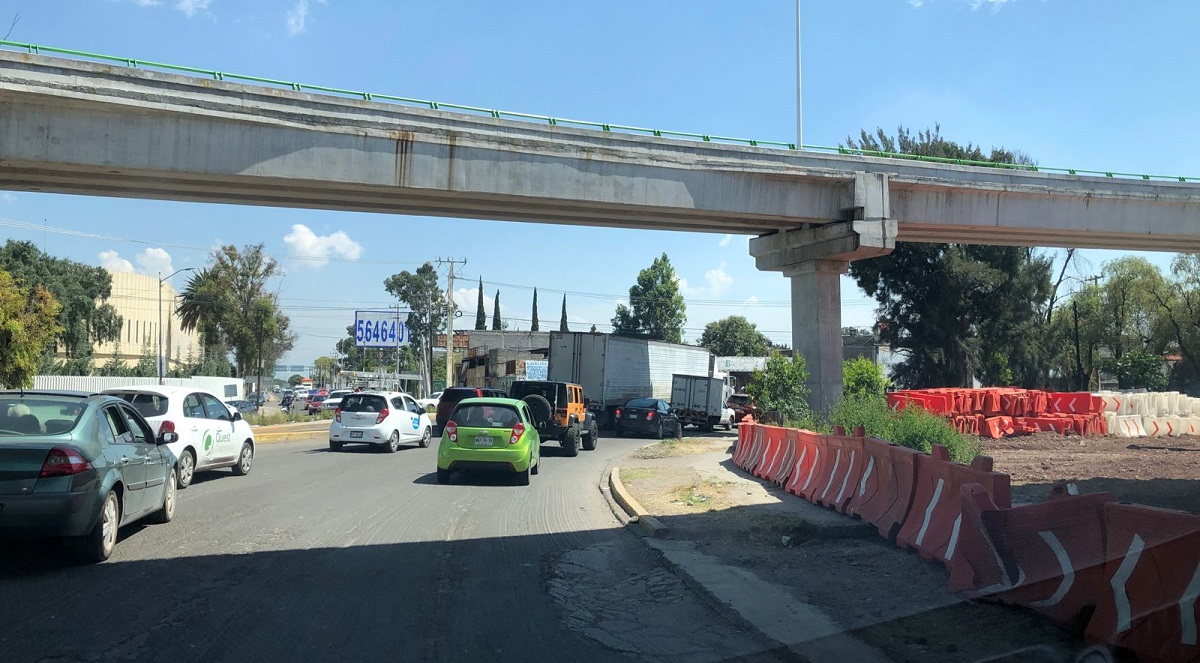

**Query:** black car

left=613, top=398, right=681, bottom=439
left=225, top=399, right=258, bottom=415
left=435, top=387, right=507, bottom=436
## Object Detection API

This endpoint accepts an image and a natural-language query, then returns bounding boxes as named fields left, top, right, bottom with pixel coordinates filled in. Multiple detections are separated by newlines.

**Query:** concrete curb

left=608, top=466, right=668, bottom=538
left=254, top=431, right=324, bottom=444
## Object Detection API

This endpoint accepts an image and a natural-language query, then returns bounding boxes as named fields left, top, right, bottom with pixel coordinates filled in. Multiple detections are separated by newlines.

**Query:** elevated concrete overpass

left=0, top=49, right=1197, bottom=406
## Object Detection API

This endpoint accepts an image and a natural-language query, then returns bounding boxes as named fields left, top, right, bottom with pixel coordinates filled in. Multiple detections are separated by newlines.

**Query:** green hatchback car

left=436, top=397, right=541, bottom=485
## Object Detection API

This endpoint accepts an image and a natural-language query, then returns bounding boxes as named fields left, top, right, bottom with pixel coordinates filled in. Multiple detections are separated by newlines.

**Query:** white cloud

left=175, top=0, right=210, bottom=17
left=705, top=264, right=733, bottom=296
left=99, top=250, right=135, bottom=273
left=0, top=193, right=15, bottom=204
left=135, top=247, right=174, bottom=276
left=970, top=0, right=1010, bottom=10
left=134, top=0, right=161, bottom=6
left=282, top=224, right=363, bottom=268
left=718, top=234, right=732, bottom=248
left=744, top=295, right=760, bottom=306
left=286, top=0, right=309, bottom=35
left=908, top=0, right=924, bottom=6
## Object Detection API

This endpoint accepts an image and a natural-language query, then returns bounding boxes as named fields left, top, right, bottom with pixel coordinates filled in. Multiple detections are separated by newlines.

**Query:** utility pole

left=157, top=267, right=196, bottom=385
left=436, top=257, right=467, bottom=390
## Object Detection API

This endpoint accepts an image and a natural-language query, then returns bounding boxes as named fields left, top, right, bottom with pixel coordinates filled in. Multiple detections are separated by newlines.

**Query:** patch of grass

left=828, top=395, right=979, bottom=463
left=633, top=437, right=721, bottom=459
left=619, top=467, right=656, bottom=482
left=671, top=480, right=733, bottom=510
left=245, top=409, right=335, bottom=427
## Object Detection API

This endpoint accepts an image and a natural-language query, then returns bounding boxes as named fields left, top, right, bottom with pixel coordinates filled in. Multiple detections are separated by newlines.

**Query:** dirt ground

left=983, top=432, right=1200, bottom=512
left=617, top=433, right=1088, bottom=663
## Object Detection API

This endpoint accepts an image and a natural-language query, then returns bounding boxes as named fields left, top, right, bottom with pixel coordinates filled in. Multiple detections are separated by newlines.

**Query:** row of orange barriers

left=733, top=422, right=1200, bottom=662
left=889, top=388, right=1107, bottom=439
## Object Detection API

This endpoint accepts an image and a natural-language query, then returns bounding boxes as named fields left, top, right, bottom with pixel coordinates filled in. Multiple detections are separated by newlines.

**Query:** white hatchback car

left=104, top=386, right=257, bottom=488
left=323, top=389, right=352, bottom=412
left=329, top=391, right=433, bottom=453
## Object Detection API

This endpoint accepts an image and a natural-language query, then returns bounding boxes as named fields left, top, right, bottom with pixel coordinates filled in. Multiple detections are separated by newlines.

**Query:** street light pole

left=795, top=0, right=803, bottom=151
left=158, top=267, right=197, bottom=385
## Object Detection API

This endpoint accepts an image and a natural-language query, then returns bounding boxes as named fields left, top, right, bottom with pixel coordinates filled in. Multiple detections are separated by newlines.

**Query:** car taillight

left=446, top=421, right=458, bottom=443
left=376, top=408, right=388, bottom=425
left=40, top=447, right=91, bottom=478
left=646, top=411, right=655, bottom=420
left=615, top=408, right=622, bottom=418
left=335, top=408, right=342, bottom=423
left=158, top=420, right=176, bottom=436
left=510, top=423, right=525, bottom=445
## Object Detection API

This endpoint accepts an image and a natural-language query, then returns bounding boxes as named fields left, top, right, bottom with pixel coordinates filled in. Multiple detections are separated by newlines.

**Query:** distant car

left=293, top=388, right=310, bottom=401
left=0, top=390, right=178, bottom=562
left=726, top=393, right=758, bottom=423
left=719, top=406, right=736, bottom=431
left=105, top=386, right=257, bottom=489
left=416, top=391, right=443, bottom=410
left=436, top=397, right=540, bottom=485
left=316, top=389, right=329, bottom=397
left=225, top=399, right=258, bottom=416
left=306, top=394, right=329, bottom=415
left=614, top=398, right=682, bottom=439
left=322, top=389, right=352, bottom=412
left=435, top=387, right=507, bottom=436
left=329, top=391, right=433, bottom=452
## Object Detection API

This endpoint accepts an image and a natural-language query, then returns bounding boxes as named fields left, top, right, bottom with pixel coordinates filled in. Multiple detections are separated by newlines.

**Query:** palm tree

left=175, top=267, right=225, bottom=350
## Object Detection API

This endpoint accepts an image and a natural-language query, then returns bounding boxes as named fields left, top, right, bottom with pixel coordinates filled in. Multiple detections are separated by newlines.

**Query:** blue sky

left=1, top=0, right=1197, bottom=366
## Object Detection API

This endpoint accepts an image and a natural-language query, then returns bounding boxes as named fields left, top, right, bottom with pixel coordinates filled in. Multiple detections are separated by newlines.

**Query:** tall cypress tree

left=560, top=294, right=569, bottom=332
left=474, top=277, right=486, bottom=330
left=492, top=290, right=502, bottom=331
left=531, top=289, right=540, bottom=332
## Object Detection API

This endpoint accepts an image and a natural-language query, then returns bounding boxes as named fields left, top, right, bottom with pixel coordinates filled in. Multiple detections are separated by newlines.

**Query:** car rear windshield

left=0, top=396, right=86, bottom=437
left=728, top=395, right=752, bottom=405
left=625, top=398, right=657, bottom=408
left=340, top=394, right=388, bottom=412
left=451, top=404, right=522, bottom=429
left=510, top=382, right=567, bottom=404
left=442, top=387, right=480, bottom=401
left=112, top=392, right=169, bottom=418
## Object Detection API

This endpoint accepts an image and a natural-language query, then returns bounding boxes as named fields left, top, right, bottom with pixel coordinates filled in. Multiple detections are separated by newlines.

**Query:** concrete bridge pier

left=750, top=172, right=897, bottom=411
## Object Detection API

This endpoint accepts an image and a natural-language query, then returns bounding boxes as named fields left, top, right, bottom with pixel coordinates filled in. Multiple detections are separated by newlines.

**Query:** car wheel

left=232, top=442, right=254, bottom=476
left=329, top=439, right=343, bottom=452
left=76, top=489, right=119, bottom=563
left=724, top=417, right=733, bottom=431
left=582, top=420, right=599, bottom=451
left=419, top=427, right=432, bottom=448
left=676, top=422, right=684, bottom=439
left=657, top=421, right=664, bottom=439
left=531, top=454, right=539, bottom=475
left=515, top=463, right=531, bottom=486
left=436, top=468, right=451, bottom=484
left=561, top=426, right=580, bottom=457
left=384, top=430, right=400, bottom=453
left=149, top=469, right=177, bottom=524
left=177, top=449, right=195, bottom=489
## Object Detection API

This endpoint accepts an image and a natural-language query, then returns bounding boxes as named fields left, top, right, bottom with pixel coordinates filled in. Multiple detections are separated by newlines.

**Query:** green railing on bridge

left=2, top=39, right=1196, bottom=184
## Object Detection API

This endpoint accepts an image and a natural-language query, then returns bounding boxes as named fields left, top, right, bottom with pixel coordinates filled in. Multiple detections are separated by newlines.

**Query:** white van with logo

left=104, top=386, right=257, bottom=489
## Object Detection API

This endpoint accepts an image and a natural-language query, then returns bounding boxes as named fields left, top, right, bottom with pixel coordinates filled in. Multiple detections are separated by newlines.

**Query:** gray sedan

left=0, top=390, right=179, bottom=562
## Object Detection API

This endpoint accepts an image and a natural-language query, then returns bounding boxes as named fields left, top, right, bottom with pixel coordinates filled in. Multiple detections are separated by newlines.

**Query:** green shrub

left=826, top=395, right=978, bottom=463
left=245, top=409, right=335, bottom=426
left=842, top=357, right=889, bottom=400
left=746, top=354, right=811, bottom=421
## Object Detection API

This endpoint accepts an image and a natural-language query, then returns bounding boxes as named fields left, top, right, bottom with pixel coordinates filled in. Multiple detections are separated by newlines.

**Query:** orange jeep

left=509, top=380, right=598, bottom=456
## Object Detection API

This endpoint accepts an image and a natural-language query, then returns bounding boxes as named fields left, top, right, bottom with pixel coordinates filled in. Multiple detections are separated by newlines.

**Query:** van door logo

left=203, top=431, right=214, bottom=452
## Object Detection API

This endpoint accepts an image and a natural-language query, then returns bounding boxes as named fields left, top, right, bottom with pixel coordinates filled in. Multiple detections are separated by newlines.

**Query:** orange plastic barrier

left=784, top=429, right=826, bottom=500
left=1087, top=503, right=1200, bottom=663
left=769, top=428, right=800, bottom=486
left=1046, top=392, right=1101, bottom=415
left=815, top=433, right=867, bottom=513
left=845, top=438, right=921, bottom=541
left=739, top=424, right=768, bottom=472
left=733, top=421, right=754, bottom=467
left=896, top=445, right=1012, bottom=568
left=949, top=482, right=1113, bottom=625
left=754, top=426, right=788, bottom=481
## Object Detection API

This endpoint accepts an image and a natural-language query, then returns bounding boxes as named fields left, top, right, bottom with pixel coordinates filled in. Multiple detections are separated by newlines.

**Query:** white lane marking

left=945, top=514, right=963, bottom=560
left=1112, top=534, right=1146, bottom=634
left=914, top=478, right=945, bottom=547
left=858, top=457, right=876, bottom=498
left=1029, top=531, right=1074, bottom=607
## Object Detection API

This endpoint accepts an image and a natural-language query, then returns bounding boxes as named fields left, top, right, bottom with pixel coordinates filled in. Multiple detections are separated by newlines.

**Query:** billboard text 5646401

left=355, top=310, right=412, bottom=348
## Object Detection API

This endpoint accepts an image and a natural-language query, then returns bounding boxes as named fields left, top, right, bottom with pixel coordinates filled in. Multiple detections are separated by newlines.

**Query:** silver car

left=0, top=390, right=179, bottom=562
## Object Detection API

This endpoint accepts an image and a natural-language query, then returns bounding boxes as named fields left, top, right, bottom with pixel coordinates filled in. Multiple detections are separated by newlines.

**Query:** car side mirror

left=159, top=431, right=179, bottom=445
left=233, top=412, right=243, bottom=422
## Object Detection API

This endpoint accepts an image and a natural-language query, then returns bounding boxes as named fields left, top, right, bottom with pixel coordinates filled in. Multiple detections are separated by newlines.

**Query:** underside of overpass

left=0, top=49, right=1197, bottom=407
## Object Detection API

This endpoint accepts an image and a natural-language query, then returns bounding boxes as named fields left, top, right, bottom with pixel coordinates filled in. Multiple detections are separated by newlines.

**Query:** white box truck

left=548, top=332, right=713, bottom=428
left=670, top=373, right=734, bottom=431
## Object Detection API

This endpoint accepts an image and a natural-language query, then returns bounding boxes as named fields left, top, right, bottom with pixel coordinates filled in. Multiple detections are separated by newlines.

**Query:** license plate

left=628, top=414, right=638, bottom=419
left=475, top=435, right=494, bottom=447
left=349, top=431, right=363, bottom=439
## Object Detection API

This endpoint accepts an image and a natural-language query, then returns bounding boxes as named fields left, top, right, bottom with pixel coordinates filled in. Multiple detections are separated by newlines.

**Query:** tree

left=475, top=278, right=486, bottom=330
left=531, top=288, right=539, bottom=332
left=176, top=267, right=224, bottom=353
left=560, top=294, right=569, bottom=332
left=846, top=127, right=1053, bottom=388
left=288, top=374, right=305, bottom=387
left=698, top=316, right=770, bottom=357
left=0, top=269, right=62, bottom=388
left=98, top=340, right=128, bottom=377
left=132, top=335, right=157, bottom=378
left=1147, top=254, right=1200, bottom=392
left=611, top=253, right=687, bottom=343
left=590, top=324, right=597, bottom=333
left=746, top=354, right=811, bottom=422
left=384, top=262, right=446, bottom=394
left=313, top=356, right=338, bottom=388
left=842, top=357, right=889, bottom=400
left=1098, top=350, right=1168, bottom=391
left=0, top=240, right=122, bottom=367
left=1099, top=257, right=1171, bottom=360
left=492, top=290, right=501, bottom=331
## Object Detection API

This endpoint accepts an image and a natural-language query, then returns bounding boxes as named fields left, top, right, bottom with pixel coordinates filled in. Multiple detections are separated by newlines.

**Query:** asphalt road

left=0, top=433, right=779, bottom=663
